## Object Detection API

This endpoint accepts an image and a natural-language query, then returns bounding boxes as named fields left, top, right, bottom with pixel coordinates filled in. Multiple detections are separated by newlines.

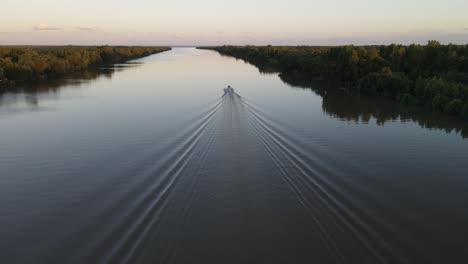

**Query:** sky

left=1, top=0, right=468, bottom=45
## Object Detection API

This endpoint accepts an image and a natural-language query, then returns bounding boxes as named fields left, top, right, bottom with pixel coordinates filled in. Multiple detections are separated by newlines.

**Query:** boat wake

left=7, top=88, right=419, bottom=264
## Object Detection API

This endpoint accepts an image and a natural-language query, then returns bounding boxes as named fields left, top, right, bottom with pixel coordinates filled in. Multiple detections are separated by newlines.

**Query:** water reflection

left=2, top=54, right=467, bottom=139
left=275, top=70, right=468, bottom=139
left=0, top=63, right=141, bottom=112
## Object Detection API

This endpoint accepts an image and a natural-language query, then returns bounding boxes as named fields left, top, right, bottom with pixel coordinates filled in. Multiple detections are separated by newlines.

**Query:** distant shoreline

left=199, top=42, right=468, bottom=120
left=0, top=46, right=171, bottom=88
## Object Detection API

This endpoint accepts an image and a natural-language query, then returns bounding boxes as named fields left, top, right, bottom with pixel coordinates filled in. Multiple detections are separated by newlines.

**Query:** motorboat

left=224, top=85, right=234, bottom=94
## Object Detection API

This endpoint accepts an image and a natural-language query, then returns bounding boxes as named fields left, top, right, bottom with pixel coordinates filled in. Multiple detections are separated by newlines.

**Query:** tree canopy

left=0, top=46, right=170, bottom=82
left=200, top=42, right=468, bottom=120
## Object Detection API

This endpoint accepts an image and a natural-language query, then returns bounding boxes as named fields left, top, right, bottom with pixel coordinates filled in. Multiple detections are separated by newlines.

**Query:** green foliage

left=399, top=93, right=415, bottom=104
left=357, top=72, right=411, bottom=99
left=201, top=40, right=468, bottom=119
left=432, top=94, right=450, bottom=111
left=462, top=103, right=468, bottom=120
left=0, top=46, right=170, bottom=81
left=445, top=99, right=464, bottom=115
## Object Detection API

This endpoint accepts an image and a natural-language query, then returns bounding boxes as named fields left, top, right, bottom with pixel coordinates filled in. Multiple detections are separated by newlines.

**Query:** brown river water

left=1, top=48, right=467, bottom=263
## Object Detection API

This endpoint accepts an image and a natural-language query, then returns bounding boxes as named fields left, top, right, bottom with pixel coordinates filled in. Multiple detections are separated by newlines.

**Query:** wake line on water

left=80, top=93, right=246, bottom=263
left=238, top=94, right=411, bottom=263
left=44, top=96, right=223, bottom=263
left=44, top=89, right=413, bottom=263
left=100, top=98, right=222, bottom=263
left=113, top=89, right=412, bottom=263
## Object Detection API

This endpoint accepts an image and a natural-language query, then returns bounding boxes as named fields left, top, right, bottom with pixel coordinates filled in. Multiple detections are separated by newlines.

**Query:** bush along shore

left=199, top=41, right=468, bottom=120
left=0, top=46, right=171, bottom=87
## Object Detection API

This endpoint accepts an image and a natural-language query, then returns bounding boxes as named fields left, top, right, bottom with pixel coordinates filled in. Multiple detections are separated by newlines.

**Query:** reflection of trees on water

left=279, top=72, right=468, bottom=139
left=216, top=53, right=280, bottom=75
left=0, top=64, right=139, bottom=110
left=1, top=68, right=113, bottom=93
left=249, top=59, right=468, bottom=138
left=223, top=57, right=468, bottom=139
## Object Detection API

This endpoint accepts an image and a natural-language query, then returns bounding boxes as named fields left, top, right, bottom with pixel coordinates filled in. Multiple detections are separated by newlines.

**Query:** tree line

left=200, top=42, right=468, bottom=120
left=0, top=46, right=170, bottom=83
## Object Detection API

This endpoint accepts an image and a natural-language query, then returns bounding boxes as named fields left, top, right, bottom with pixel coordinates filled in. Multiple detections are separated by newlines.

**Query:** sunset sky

left=1, top=0, right=468, bottom=45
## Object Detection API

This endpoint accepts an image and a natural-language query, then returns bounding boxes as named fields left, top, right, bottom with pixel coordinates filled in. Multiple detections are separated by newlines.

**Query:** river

left=1, top=48, right=467, bottom=263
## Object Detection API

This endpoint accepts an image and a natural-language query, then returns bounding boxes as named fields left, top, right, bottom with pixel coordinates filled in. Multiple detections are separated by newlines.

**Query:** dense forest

left=0, top=46, right=170, bottom=84
left=200, top=41, right=468, bottom=120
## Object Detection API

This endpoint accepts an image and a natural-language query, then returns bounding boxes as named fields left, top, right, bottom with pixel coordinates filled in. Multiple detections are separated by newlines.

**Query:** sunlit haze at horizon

left=1, top=0, right=468, bottom=45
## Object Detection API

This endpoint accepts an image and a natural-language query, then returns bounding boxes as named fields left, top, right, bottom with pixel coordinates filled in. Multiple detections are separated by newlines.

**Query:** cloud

left=34, top=23, right=60, bottom=31
left=464, top=28, right=468, bottom=31
left=77, top=27, right=97, bottom=31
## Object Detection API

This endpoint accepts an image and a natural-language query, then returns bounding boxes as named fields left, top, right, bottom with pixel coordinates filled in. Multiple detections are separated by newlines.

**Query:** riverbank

left=199, top=43, right=468, bottom=120
left=0, top=46, right=171, bottom=89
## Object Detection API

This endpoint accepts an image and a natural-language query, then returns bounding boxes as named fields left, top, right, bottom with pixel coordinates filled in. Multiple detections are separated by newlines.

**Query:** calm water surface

left=1, top=48, right=468, bottom=263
